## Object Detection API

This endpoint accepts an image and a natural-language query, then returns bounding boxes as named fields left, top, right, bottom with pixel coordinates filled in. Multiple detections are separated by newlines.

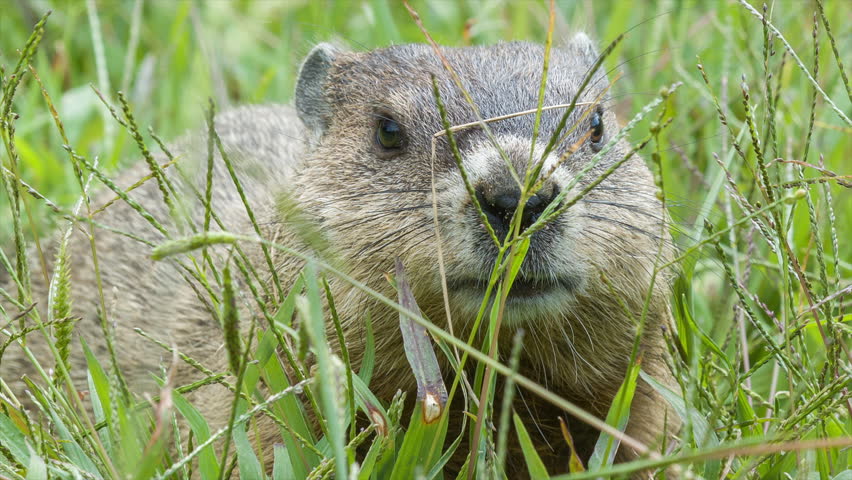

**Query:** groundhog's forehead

left=373, top=42, right=547, bottom=70
left=329, top=41, right=605, bottom=130
left=348, top=42, right=568, bottom=85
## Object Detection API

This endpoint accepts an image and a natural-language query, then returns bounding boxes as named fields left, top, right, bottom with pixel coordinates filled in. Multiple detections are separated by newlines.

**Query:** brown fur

left=1, top=39, right=679, bottom=477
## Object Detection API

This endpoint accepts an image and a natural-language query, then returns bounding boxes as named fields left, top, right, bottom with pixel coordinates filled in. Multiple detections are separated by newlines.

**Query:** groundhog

left=1, top=35, right=679, bottom=477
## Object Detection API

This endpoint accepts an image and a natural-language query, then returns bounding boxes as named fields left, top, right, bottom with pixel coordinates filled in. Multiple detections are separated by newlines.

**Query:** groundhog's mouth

left=449, top=275, right=581, bottom=301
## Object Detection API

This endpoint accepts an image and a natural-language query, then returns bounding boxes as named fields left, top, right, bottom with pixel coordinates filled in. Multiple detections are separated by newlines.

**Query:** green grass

left=1, top=0, right=850, bottom=479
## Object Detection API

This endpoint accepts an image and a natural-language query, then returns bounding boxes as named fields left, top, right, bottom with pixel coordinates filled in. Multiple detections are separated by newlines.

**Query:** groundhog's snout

left=439, top=135, right=590, bottom=314
left=461, top=135, right=564, bottom=241
left=474, top=179, right=560, bottom=238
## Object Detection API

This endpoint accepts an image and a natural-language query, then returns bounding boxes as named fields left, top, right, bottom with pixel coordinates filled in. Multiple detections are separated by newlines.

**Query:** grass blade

left=588, top=359, right=640, bottom=470
left=172, top=390, right=221, bottom=480
left=232, top=400, right=265, bottom=480
left=299, top=263, right=347, bottom=479
left=513, top=411, right=549, bottom=479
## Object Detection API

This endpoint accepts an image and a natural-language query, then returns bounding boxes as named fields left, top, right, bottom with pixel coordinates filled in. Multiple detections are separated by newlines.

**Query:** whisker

left=395, top=230, right=437, bottom=258
left=356, top=225, right=436, bottom=279
left=331, top=204, right=433, bottom=231
left=582, top=214, right=665, bottom=240
left=581, top=199, right=667, bottom=220
left=582, top=225, right=680, bottom=255
left=356, top=219, right=432, bottom=257
left=335, top=187, right=442, bottom=200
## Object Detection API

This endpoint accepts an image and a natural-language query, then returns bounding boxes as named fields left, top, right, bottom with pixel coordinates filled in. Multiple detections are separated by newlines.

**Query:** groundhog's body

left=2, top=38, right=678, bottom=477
left=1, top=105, right=303, bottom=396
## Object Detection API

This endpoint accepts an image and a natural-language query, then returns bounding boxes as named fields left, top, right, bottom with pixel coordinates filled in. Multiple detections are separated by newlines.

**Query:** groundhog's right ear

left=295, top=43, right=341, bottom=136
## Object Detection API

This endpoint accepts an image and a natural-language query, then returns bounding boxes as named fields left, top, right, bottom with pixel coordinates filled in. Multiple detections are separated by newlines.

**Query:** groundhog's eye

left=590, top=110, right=604, bottom=144
left=376, top=118, right=404, bottom=150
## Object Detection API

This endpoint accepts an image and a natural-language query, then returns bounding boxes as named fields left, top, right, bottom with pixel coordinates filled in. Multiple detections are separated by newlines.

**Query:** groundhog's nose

left=475, top=181, right=559, bottom=237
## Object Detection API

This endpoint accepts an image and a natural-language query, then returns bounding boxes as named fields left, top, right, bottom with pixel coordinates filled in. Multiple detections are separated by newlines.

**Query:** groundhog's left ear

left=295, top=43, right=342, bottom=137
left=566, top=32, right=600, bottom=69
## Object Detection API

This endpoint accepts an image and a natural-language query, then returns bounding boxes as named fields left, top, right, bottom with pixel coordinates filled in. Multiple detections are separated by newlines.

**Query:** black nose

left=475, top=181, right=559, bottom=238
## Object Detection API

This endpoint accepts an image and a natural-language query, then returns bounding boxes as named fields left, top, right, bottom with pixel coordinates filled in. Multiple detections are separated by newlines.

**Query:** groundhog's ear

left=295, top=43, right=341, bottom=136
left=566, top=32, right=600, bottom=69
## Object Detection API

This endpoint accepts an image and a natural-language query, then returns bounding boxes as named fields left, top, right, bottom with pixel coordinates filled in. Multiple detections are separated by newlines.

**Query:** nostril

left=474, top=182, right=559, bottom=235
left=525, top=194, right=543, bottom=210
left=493, top=193, right=520, bottom=213
left=521, top=184, right=560, bottom=228
left=475, top=184, right=519, bottom=236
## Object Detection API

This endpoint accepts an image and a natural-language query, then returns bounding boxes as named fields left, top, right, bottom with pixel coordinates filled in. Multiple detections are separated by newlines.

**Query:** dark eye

left=590, top=110, right=604, bottom=144
left=376, top=117, right=404, bottom=150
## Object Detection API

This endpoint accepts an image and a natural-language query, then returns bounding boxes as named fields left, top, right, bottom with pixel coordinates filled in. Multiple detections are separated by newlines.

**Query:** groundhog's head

left=291, top=37, right=670, bottom=328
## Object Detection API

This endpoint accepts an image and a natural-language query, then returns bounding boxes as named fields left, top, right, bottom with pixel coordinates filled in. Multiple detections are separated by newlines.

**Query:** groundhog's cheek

left=434, top=215, right=484, bottom=269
